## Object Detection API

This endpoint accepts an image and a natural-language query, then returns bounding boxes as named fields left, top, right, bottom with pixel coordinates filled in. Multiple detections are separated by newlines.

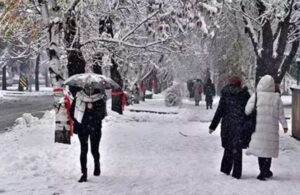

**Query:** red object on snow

left=64, top=94, right=74, bottom=136
left=112, top=91, right=127, bottom=111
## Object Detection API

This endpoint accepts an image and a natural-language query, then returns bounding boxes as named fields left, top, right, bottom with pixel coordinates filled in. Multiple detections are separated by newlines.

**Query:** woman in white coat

left=245, top=75, right=288, bottom=180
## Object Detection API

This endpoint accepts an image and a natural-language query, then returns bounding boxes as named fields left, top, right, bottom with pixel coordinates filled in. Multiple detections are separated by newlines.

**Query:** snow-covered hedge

left=164, top=83, right=183, bottom=107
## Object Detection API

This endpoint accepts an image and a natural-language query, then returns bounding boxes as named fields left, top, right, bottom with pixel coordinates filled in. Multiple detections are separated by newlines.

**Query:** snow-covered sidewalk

left=0, top=94, right=299, bottom=195
left=0, top=87, right=53, bottom=103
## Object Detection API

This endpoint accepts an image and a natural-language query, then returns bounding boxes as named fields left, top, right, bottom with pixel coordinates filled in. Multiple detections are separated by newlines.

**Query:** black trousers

left=258, top=157, right=272, bottom=175
left=78, top=128, right=102, bottom=173
left=221, top=149, right=243, bottom=178
left=206, top=99, right=213, bottom=109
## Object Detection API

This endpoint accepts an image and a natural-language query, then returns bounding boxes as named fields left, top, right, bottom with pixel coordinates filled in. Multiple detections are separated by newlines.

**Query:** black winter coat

left=204, top=82, right=216, bottom=102
left=209, top=84, right=250, bottom=149
left=70, top=98, right=107, bottom=134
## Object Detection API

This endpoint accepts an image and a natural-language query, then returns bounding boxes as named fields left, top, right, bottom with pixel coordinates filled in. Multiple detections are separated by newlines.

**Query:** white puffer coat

left=245, top=75, right=287, bottom=158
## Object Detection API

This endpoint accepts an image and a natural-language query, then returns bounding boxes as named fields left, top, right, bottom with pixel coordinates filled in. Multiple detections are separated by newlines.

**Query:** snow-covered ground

left=0, top=94, right=299, bottom=195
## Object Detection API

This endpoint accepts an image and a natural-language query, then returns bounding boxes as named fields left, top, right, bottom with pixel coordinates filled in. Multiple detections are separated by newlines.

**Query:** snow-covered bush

left=164, top=83, right=183, bottom=107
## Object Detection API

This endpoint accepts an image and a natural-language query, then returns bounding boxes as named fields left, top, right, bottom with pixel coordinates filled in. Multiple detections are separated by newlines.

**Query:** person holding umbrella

left=69, top=84, right=107, bottom=182
left=64, top=73, right=119, bottom=182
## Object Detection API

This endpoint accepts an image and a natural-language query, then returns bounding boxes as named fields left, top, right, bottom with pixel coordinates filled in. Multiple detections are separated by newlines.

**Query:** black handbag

left=242, top=93, right=257, bottom=148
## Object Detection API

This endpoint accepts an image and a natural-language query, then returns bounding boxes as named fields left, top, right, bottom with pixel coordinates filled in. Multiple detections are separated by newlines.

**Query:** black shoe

left=94, top=167, right=101, bottom=176
left=221, top=170, right=230, bottom=175
left=232, top=175, right=241, bottom=179
left=257, top=174, right=266, bottom=181
left=94, top=162, right=101, bottom=176
left=265, top=171, right=273, bottom=178
left=78, top=174, right=87, bottom=182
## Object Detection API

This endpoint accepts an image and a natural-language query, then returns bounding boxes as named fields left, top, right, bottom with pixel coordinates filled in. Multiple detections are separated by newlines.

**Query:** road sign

left=19, top=76, right=28, bottom=91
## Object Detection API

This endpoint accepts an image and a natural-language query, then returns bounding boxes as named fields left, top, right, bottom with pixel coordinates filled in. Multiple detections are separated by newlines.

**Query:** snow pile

left=14, top=113, right=39, bottom=128
left=42, top=110, right=56, bottom=121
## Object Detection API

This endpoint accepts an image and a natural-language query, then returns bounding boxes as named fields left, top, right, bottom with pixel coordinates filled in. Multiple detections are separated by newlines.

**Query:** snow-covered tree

left=227, top=0, right=300, bottom=84
left=1, top=0, right=226, bottom=88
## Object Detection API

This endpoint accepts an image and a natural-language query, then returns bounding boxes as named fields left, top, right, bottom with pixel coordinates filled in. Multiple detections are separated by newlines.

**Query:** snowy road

left=0, top=95, right=299, bottom=195
left=0, top=93, right=54, bottom=132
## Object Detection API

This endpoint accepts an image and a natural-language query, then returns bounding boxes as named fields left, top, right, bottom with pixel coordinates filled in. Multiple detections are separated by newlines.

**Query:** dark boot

left=257, top=157, right=269, bottom=181
left=265, top=171, right=273, bottom=178
left=265, top=158, right=273, bottom=178
left=78, top=168, right=87, bottom=182
left=257, top=174, right=266, bottom=181
left=231, top=149, right=242, bottom=179
left=94, top=161, right=101, bottom=176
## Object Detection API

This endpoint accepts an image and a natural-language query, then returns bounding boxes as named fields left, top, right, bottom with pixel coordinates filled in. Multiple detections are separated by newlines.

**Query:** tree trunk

left=255, top=57, right=269, bottom=85
left=98, top=16, right=124, bottom=114
left=35, top=53, right=40, bottom=91
left=111, top=57, right=124, bottom=114
left=66, top=48, right=86, bottom=97
left=40, top=0, right=71, bottom=144
left=242, top=0, right=298, bottom=86
left=65, top=10, right=86, bottom=97
left=45, top=68, right=49, bottom=87
left=2, top=66, right=7, bottom=90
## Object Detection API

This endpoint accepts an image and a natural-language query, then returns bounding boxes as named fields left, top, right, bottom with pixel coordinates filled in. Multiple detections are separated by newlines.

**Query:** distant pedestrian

left=133, top=83, right=140, bottom=104
left=187, top=79, right=195, bottom=98
left=140, top=81, right=146, bottom=101
left=70, top=85, right=107, bottom=182
left=245, top=75, right=288, bottom=181
left=193, top=79, right=203, bottom=106
left=204, top=78, right=216, bottom=109
left=209, top=75, right=250, bottom=179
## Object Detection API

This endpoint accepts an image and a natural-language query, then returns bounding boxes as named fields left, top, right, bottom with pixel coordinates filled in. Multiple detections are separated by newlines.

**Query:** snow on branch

left=40, top=0, right=50, bottom=25
left=121, top=10, right=160, bottom=41
left=277, top=38, right=300, bottom=82
left=198, top=2, right=218, bottom=14
left=81, top=37, right=169, bottom=49
left=200, top=15, right=209, bottom=34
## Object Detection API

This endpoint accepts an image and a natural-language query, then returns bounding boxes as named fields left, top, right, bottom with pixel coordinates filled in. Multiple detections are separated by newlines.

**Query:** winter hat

left=228, top=75, right=242, bottom=87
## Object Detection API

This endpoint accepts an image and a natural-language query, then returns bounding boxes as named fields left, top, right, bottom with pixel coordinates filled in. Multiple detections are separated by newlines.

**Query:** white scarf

left=74, top=91, right=105, bottom=124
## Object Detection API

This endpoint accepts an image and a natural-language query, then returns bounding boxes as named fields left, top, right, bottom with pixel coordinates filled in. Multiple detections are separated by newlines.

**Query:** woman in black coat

left=209, top=76, right=250, bottom=179
left=70, top=87, right=107, bottom=182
